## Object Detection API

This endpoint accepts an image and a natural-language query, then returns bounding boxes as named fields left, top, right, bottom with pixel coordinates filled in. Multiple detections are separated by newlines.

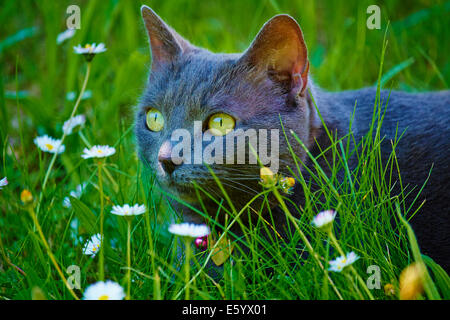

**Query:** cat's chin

left=158, top=178, right=199, bottom=202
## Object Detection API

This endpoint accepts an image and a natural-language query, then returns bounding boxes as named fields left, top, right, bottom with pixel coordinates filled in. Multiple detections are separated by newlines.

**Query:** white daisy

left=311, top=210, right=337, bottom=229
left=74, top=43, right=107, bottom=61
left=81, top=145, right=116, bottom=159
left=56, top=29, right=75, bottom=44
left=73, top=43, right=107, bottom=54
left=62, top=197, right=71, bottom=208
left=329, top=251, right=359, bottom=272
left=34, top=135, right=65, bottom=154
left=168, top=223, right=210, bottom=238
left=82, top=233, right=102, bottom=258
left=83, top=280, right=125, bottom=300
left=63, top=114, right=86, bottom=135
left=0, top=177, right=7, bottom=190
left=63, top=183, right=87, bottom=208
left=111, top=204, right=146, bottom=216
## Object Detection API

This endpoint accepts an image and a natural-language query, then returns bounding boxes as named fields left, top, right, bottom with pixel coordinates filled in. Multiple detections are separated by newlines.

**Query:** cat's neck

left=305, top=81, right=344, bottom=146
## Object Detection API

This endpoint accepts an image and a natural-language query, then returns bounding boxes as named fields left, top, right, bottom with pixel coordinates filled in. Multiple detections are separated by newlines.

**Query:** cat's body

left=298, top=87, right=450, bottom=270
left=136, top=6, right=450, bottom=271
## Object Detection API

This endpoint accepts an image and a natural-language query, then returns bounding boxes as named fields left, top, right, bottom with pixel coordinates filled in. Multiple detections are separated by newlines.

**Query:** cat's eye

left=146, top=108, right=164, bottom=132
left=208, top=113, right=235, bottom=136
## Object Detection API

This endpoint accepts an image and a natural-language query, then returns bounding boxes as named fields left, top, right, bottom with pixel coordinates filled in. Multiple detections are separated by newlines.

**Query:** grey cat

left=135, top=6, right=450, bottom=271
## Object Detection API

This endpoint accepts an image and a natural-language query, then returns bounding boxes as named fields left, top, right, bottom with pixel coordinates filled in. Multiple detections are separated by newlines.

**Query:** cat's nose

left=158, top=141, right=181, bottom=175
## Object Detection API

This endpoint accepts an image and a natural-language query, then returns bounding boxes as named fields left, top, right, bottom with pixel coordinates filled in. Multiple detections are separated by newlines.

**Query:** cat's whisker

left=195, top=185, right=223, bottom=201
left=221, top=178, right=261, bottom=195
left=219, top=183, right=256, bottom=199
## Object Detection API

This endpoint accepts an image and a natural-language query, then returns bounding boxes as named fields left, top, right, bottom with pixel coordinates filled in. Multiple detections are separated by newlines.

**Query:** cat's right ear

left=141, top=5, right=192, bottom=70
left=238, top=14, right=309, bottom=96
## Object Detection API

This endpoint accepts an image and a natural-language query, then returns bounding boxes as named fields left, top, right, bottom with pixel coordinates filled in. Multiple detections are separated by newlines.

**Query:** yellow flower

left=260, top=167, right=275, bottom=186
left=384, top=283, right=396, bottom=296
left=20, top=189, right=33, bottom=204
left=286, top=177, right=295, bottom=187
left=399, top=263, right=424, bottom=300
left=279, top=177, right=295, bottom=194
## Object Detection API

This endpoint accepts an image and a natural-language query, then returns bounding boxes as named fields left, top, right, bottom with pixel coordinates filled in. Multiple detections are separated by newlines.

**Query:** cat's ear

left=141, top=5, right=193, bottom=70
left=238, top=14, right=309, bottom=96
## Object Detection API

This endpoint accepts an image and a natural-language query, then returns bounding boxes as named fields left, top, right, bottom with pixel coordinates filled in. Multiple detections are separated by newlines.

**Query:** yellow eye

left=208, top=113, right=235, bottom=136
left=146, top=108, right=164, bottom=132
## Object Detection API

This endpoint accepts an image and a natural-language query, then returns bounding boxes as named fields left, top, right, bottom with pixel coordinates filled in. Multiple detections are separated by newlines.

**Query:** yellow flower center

left=83, top=44, right=95, bottom=53
left=98, top=294, right=109, bottom=300
left=97, top=150, right=103, bottom=153
left=45, top=144, right=54, bottom=150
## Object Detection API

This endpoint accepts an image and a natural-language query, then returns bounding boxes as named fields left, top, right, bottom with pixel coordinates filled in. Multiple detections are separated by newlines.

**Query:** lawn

left=0, top=0, right=449, bottom=300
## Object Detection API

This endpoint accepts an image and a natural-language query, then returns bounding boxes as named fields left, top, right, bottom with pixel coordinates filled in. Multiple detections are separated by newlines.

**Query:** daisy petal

left=83, top=280, right=125, bottom=300
left=34, top=135, right=65, bottom=154
left=168, top=223, right=210, bottom=238
left=81, top=145, right=116, bottom=159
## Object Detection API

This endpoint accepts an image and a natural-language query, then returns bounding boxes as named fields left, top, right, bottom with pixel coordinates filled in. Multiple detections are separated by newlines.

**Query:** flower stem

left=78, top=131, right=92, bottom=148
left=328, top=231, right=345, bottom=256
left=346, top=272, right=365, bottom=300
left=37, top=62, right=92, bottom=215
left=271, top=186, right=344, bottom=300
left=27, top=205, right=79, bottom=300
left=184, top=238, right=192, bottom=300
left=102, top=164, right=119, bottom=193
left=328, top=230, right=375, bottom=300
left=144, top=204, right=157, bottom=295
left=126, top=220, right=132, bottom=300
left=98, top=159, right=105, bottom=281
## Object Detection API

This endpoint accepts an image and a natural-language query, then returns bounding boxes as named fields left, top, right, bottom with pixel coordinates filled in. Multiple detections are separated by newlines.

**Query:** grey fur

left=135, top=6, right=450, bottom=270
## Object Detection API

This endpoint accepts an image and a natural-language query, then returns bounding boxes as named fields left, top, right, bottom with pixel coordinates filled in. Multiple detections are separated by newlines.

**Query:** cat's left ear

left=238, top=14, right=309, bottom=96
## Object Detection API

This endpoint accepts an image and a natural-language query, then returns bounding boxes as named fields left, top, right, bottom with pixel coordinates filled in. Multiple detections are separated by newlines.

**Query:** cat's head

left=135, top=5, right=320, bottom=217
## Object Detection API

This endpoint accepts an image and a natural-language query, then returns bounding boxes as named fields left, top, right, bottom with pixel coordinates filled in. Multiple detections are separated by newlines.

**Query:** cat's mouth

left=153, top=159, right=265, bottom=204
left=158, top=167, right=263, bottom=204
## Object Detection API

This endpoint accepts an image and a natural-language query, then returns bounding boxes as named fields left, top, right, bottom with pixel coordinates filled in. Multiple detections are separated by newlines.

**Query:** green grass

left=0, top=0, right=449, bottom=300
